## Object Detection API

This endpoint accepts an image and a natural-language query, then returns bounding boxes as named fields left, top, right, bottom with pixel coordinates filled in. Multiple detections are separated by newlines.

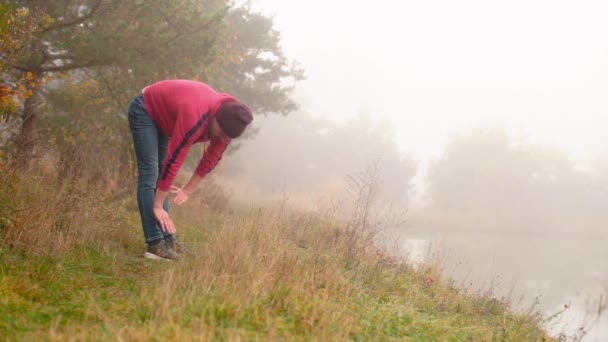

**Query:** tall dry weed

left=0, top=162, right=136, bottom=257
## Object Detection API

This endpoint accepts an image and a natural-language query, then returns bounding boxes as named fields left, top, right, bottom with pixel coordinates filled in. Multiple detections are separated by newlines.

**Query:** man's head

left=213, top=101, right=253, bottom=139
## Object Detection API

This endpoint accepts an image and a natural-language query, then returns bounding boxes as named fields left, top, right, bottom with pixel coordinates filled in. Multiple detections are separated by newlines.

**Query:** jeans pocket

left=128, top=94, right=146, bottom=128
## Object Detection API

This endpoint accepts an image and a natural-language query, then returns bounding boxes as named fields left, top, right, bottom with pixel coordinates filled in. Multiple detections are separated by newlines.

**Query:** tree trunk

left=12, top=74, right=40, bottom=168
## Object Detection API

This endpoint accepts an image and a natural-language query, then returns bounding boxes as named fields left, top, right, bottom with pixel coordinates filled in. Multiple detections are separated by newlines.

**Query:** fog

left=220, top=0, right=608, bottom=339
left=222, top=114, right=608, bottom=335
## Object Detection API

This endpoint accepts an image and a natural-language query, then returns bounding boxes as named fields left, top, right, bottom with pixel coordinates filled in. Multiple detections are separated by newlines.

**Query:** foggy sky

left=227, top=2, right=608, bottom=337
left=247, top=0, right=608, bottom=165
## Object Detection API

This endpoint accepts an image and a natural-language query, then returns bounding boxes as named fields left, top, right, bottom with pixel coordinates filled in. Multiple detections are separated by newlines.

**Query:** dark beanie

left=215, top=101, right=253, bottom=139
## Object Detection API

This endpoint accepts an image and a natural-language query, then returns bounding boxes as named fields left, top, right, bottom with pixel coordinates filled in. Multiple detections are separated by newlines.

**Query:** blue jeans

left=128, top=93, right=171, bottom=244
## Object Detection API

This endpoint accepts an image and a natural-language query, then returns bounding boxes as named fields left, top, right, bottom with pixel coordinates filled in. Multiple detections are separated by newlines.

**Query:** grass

left=0, top=166, right=554, bottom=341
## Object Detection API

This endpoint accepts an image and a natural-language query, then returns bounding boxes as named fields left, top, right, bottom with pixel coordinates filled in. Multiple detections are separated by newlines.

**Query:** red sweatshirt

left=143, top=80, right=236, bottom=191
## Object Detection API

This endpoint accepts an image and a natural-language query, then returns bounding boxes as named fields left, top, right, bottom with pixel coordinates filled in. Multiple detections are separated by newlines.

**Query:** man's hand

left=170, top=185, right=190, bottom=206
left=153, top=206, right=176, bottom=233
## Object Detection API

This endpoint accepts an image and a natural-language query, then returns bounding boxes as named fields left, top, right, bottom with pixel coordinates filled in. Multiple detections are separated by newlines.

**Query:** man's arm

left=153, top=190, right=176, bottom=233
left=194, top=137, right=231, bottom=177
left=171, top=173, right=204, bottom=206
left=171, top=138, right=230, bottom=205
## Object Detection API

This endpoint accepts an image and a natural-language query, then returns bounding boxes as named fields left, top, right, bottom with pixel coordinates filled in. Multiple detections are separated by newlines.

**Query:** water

left=397, top=231, right=608, bottom=341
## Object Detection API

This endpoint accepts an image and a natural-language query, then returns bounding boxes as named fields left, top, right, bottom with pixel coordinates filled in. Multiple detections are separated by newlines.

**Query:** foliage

left=40, top=76, right=135, bottom=188
left=425, top=126, right=608, bottom=233
left=226, top=112, right=416, bottom=205
left=2, top=0, right=301, bottom=113
left=0, top=3, right=51, bottom=120
left=2, top=0, right=303, bottom=167
left=210, top=5, right=305, bottom=115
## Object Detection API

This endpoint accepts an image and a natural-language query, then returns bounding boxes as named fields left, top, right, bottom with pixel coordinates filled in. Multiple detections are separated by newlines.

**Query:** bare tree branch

left=40, top=58, right=116, bottom=72
left=11, top=64, right=32, bottom=72
left=44, top=53, right=98, bottom=61
left=41, top=0, right=103, bottom=33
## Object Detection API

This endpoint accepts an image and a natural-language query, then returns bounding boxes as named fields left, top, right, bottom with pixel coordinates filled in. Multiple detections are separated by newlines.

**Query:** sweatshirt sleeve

left=194, top=137, right=230, bottom=178
left=157, top=112, right=209, bottom=192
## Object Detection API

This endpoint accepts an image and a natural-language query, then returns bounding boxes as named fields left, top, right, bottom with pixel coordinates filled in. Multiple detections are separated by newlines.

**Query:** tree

left=425, top=126, right=606, bottom=233
left=0, top=3, right=50, bottom=155
left=211, top=5, right=304, bottom=115
left=225, top=111, right=416, bottom=205
left=1, top=0, right=302, bottom=165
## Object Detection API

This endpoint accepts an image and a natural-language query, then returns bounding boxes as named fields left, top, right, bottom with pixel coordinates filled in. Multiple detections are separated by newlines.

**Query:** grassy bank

left=0, top=168, right=552, bottom=341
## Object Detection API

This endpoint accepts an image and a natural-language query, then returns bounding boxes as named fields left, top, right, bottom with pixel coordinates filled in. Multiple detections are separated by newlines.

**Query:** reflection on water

left=400, top=238, right=430, bottom=268
left=546, top=291, right=608, bottom=341
left=397, top=232, right=608, bottom=341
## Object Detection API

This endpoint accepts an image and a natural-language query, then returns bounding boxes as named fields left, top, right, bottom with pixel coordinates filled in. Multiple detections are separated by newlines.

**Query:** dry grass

left=0, top=162, right=555, bottom=341
left=0, top=163, right=137, bottom=257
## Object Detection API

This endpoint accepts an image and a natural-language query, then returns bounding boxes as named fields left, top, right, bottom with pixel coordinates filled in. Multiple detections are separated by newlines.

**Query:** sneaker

left=144, top=240, right=179, bottom=261
left=165, top=235, right=190, bottom=255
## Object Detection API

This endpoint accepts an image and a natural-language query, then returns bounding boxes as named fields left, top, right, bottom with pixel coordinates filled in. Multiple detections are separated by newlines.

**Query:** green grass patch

left=0, top=177, right=553, bottom=341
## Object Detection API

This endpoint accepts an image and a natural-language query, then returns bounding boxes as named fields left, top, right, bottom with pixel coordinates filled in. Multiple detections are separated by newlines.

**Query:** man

left=128, top=80, right=253, bottom=261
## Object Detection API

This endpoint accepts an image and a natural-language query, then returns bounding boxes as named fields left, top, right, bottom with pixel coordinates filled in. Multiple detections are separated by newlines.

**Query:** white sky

left=248, top=0, right=608, bottom=163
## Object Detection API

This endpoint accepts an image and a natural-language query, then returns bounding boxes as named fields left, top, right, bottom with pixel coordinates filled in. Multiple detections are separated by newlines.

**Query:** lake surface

left=395, top=230, right=608, bottom=341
